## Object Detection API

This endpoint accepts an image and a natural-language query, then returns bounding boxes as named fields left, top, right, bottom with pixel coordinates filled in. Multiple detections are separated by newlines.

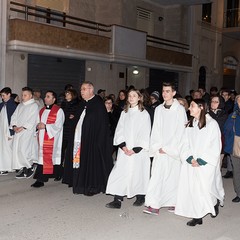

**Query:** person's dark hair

left=22, top=86, right=33, bottom=95
left=64, top=84, right=73, bottom=91
left=116, top=90, right=126, bottom=102
left=210, top=86, right=218, bottom=93
left=46, top=90, right=57, bottom=103
left=0, top=87, right=12, bottom=95
left=108, top=93, right=115, bottom=102
left=65, top=89, right=78, bottom=100
left=188, top=99, right=207, bottom=129
left=162, top=82, right=176, bottom=91
left=104, top=96, right=113, bottom=103
left=124, top=89, right=144, bottom=112
left=140, top=88, right=151, bottom=107
left=210, top=95, right=225, bottom=110
left=220, top=88, right=230, bottom=95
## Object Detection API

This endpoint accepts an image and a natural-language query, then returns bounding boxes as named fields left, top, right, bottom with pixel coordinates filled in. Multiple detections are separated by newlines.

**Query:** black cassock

left=63, top=95, right=113, bottom=195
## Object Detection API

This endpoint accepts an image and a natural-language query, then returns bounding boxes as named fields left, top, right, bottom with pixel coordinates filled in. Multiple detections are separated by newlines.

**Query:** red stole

left=39, top=105, right=59, bottom=174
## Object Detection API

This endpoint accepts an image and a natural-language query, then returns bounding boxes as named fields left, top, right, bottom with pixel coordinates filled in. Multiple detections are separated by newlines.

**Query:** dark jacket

left=0, top=98, right=17, bottom=136
left=61, top=98, right=80, bottom=141
left=223, top=103, right=240, bottom=154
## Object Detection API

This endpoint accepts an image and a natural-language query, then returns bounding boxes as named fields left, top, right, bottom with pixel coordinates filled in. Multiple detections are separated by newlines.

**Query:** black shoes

left=187, top=218, right=203, bottom=226
left=211, top=200, right=220, bottom=218
left=54, top=176, right=62, bottom=181
left=133, top=197, right=145, bottom=207
left=105, top=200, right=121, bottom=209
left=223, top=171, right=233, bottom=178
left=232, top=196, right=240, bottom=203
left=31, top=181, right=44, bottom=188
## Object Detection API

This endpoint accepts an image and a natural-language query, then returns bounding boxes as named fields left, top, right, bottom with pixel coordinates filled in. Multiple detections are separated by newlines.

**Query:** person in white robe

left=106, top=89, right=151, bottom=209
left=143, top=82, right=187, bottom=216
left=11, top=87, right=39, bottom=179
left=175, top=98, right=225, bottom=226
left=0, top=87, right=17, bottom=174
left=33, top=89, right=45, bottom=110
left=31, top=90, right=64, bottom=188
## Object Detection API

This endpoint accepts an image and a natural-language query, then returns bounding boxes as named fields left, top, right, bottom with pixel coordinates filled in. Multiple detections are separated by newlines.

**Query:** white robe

left=145, top=99, right=187, bottom=209
left=37, top=107, right=64, bottom=165
left=11, top=99, right=39, bottom=169
left=0, top=105, right=13, bottom=171
left=106, top=106, right=151, bottom=198
left=175, top=114, right=225, bottom=219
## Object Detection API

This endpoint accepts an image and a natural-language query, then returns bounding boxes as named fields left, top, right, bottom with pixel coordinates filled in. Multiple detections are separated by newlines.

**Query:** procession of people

left=1, top=82, right=239, bottom=227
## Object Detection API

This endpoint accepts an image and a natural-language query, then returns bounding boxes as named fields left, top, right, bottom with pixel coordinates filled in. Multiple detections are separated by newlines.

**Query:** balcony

left=223, top=8, right=240, bottom=40
left=8, top=1, right=192, bottom=70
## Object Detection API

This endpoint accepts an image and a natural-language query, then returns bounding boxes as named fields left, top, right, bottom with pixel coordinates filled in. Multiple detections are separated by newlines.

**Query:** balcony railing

left=9, top=1, right=189, bottom=52
left=9, top=1, right=111, bottom=34
left=224, top=8, right=240, bottom=28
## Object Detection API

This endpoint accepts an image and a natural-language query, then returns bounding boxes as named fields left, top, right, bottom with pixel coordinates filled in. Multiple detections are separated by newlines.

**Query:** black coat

left=61, top=98, right=80, bottom=141
left=63, top=96, right=113, bottom=194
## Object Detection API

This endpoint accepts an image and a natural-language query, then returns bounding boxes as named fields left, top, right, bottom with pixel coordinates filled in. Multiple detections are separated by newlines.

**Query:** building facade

left=0, top=0, right=239, bottom=97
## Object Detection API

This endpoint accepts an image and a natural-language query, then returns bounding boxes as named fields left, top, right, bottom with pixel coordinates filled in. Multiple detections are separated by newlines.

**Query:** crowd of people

left=0, top=81, right=239, bottom=227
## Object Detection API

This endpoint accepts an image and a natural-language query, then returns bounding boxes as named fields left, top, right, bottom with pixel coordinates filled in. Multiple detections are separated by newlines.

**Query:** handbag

left=233, top=120, right=240, bottom=158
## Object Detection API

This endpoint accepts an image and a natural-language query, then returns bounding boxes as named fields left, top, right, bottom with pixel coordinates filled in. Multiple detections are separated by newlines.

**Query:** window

left=202, top=3, right=212, bottom=23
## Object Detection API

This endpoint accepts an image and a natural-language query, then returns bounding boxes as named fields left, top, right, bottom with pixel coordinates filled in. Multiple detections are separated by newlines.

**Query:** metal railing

left=147, top=35, right=189, bottom=50
left=9, top=1, right=111, bottom=34
left=9, top=1, right=190, bottom=52
left=223, top=8, right=240, bottom=28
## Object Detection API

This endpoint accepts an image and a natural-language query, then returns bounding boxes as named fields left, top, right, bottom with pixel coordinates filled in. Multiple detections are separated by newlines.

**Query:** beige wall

left=85, top=61, right=126, bottom=96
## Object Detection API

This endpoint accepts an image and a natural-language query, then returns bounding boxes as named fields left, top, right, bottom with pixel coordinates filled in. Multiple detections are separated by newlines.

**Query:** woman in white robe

left=175, top=98, right=225, bottom=226
left=106, top=89, right=151, bottom=209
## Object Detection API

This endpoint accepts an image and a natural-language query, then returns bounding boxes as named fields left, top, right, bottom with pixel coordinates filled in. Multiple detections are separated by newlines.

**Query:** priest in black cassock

left=70, top=81, right=113, bottom=196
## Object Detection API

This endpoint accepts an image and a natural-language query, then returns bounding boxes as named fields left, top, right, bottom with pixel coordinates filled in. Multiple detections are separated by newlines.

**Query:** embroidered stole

left=73, top=107, right=86, bottom=168
left=39, top=105, right=59, bottom=174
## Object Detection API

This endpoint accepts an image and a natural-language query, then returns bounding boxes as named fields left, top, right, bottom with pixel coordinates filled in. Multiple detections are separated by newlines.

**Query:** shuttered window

left=137, top=7, right=154, bottom=35
left=28, top=54, right=85, bottom=96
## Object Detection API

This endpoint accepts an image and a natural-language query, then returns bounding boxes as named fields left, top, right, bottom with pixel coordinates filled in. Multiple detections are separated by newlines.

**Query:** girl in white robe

left=106, top=89, right=151, bottom=209
left=175, top=98, right=225, bottom=226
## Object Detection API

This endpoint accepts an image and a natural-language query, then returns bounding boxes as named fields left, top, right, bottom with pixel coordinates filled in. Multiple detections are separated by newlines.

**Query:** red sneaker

left=143, top=207, right=159, bottom=216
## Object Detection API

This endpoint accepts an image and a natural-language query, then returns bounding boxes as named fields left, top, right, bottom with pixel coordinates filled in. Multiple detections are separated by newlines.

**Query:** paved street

left=0, top=171, right=239, bottom=240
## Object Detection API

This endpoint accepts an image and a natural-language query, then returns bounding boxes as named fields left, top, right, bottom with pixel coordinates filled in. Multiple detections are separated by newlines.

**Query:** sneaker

left=167, top=207, right=175, bottom=213
left=16, top=168, right=26, bottom=179
left=25, top=167, right=35, bottom=179
left=143, top=207, right=159, bottom=216
left=133, top=197, right=145, bottom=207
left=0, top=171, right=8, bottom=175
left=16, top=167, right=35, bottom=179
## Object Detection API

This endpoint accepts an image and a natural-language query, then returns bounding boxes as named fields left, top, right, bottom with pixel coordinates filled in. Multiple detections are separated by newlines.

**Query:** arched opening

left=223, top=56, right=238, bottom=90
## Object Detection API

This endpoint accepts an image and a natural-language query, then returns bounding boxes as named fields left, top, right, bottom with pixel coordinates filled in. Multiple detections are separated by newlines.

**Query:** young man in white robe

left=31, top=90, right=64, bottom=188
left=0, top=87, right=17, bottom=175
left=175, top=99, right=224, bottom=226
left=143, top=82, right=187, bottom=215
left=11, top=87, right=39, bottom=179
left=105, top=89, right=151, bottom=209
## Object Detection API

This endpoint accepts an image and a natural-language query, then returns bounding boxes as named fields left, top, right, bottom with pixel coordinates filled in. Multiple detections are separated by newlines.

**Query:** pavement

left=0, top=171, right=240, bottom=240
